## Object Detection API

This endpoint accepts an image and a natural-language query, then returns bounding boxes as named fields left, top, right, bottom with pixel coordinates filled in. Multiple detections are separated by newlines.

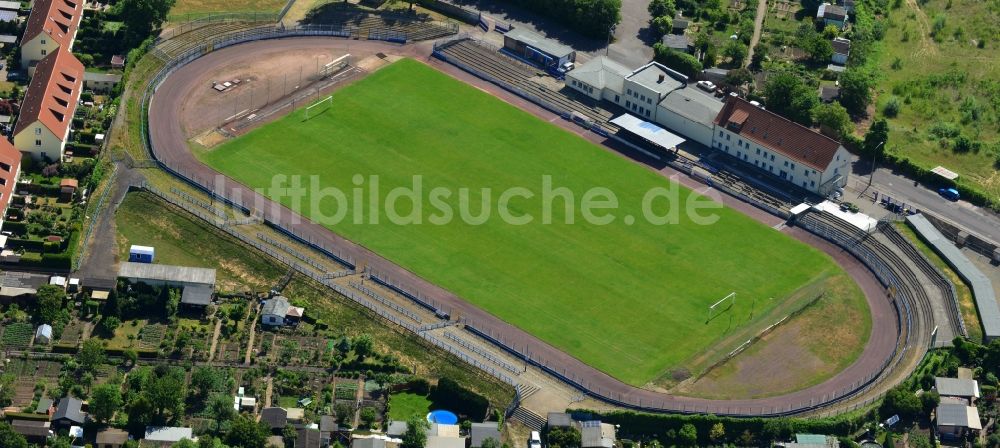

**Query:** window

left=834, top=168, right=839, bottom=174
left=647, top=98, right=652, bottom=104
left=35, top=128, right=41, bottom=135
left=791, top=163, right=796, bottom=170
left=770, top=155, right=775, bottom=161
left=41, top=49, right=46, bottom=56
left=719, top=131, right=724, bottom=137
left=627, top=89, right=632, bottom=95
left=811, top=180, right=816, bottom=187
left=35, top=139, right=42, bottom=146
left=756, top=148, right=760, bottom=155
left=783, top=161, right=788, bottom=167
left=645, top=110, right=651, bottom=118
left=737, top=151, right=742, bottom=158
left=41, top=39, right=46, bottom=45
left=726, top=134, right=730, bottom=141
left=614, top=95, right=619, bottom=102
left=626, top=100, right=631, bottom=108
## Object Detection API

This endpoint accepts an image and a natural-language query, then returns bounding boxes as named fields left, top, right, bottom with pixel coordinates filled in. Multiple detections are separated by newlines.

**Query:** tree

left=547, top=426, right=581, bottom=448
left=839, top=68, right=874, bottom=115
left=763, top=72, right=818, bottom=125
left=880, top=386, right=922, bottom=420
left=863, top=118, right=889, bottom=156
left=225, top=415, right=269, bottom=448
left=921, top=390, right=940, bottom=414
left=749, top=44, right=767, bottom=69
left=118, top=0, right=176, bottom=45
left=402, top=415, right=430, bottom=448
left=123, top=348, right=139, bottom=366
left=651, top=15, right=674, bottom=37
left=172, top=440, right=198, bottom=448
left=360, top=407, right=378, bottom=428
left=127, top=394, right=155, bottom=433
left=804, top=35, right=834, bottom=63
left=678, top=423, right=698, bottom=447
left=190, top=367, right=224, bottom=399
left=335, top=402, right=353, bottom=427
left=353, top=334, right=375, bottom=360
left=723, top=40, right=748, bottom=65
left=99, top=316, right=121, bottom=336
left=648, top=0, right=676, bottom=18
left=36, top=284, right=65, bottom=324
left=0, top=421, right=29, bottom=448
left=725, top=68, right=753, bottom=87
left=282, top=425, right=298, bottom=448
left=813, top=102, right=853, bottom=139
left=481, top=438, right=501, bottom=448
left=709, top=422, right=726, bottom=444
left=207, top=393, right=235, bottom=431
left=78, top=338, right=106, bottom=373
left=145, top=366, right=185, bottom=421
left=90, top=383, right=123, bottom=423
left=653, top=43, right=703, bottom=77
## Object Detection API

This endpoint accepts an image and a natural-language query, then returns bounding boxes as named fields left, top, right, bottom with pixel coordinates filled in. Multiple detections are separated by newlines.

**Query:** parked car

left=938, top=188, right=960, bottom=201
left=697, top=80, right=715, bottom=92
left=529, top=431, right=542, bottom=448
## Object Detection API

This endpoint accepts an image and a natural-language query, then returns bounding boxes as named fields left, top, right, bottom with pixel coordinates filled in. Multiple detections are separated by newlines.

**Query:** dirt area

left=675, top=278, right=871, bottom=399
left=180, top=46, right=379, bottom=139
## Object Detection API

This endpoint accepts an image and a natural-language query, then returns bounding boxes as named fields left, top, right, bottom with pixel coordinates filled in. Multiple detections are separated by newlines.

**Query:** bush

left=883, top=96, right=901, bottom=117
left=429, top=378, right=488, bottom=420
left=652, top=43, right=702, bottom=78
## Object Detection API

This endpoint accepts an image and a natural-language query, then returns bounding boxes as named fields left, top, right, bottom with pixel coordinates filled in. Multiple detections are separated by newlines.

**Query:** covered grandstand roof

left=610, top=114, right=686, bottom=149
left=504, top=27, right=574, bottom=58
left=907, top=214, right=1000, bottom=341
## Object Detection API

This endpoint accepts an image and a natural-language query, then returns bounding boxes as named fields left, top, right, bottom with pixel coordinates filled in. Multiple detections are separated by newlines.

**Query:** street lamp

left=605, top=24, right=616, bottom=56
left=866, top=140, right=885, bottom=189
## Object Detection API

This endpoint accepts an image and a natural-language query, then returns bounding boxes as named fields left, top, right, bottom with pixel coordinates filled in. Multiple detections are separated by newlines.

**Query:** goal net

left=706, top=292, right=736, bottom=323
left=304, top=95, right=333, bottom=120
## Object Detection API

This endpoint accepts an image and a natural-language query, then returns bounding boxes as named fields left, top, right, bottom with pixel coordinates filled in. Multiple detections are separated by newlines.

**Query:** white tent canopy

left=610, top=114, right=686, bottom=149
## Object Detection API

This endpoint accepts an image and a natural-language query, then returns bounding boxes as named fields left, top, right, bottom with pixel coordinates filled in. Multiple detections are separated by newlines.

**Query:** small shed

left=34, top=397, right=53, bottom=414
left=111, top=55, right=125, bottom=69
left=35, top=324, right=52, bottom=344
left=581, top=421, right=616, bottom=448
left=52, top=396, right=85, bottom=427
left=935, top=377, right=980, bottom=403
left=59, top=178, right=78, bottom=201
left=502, top=27, right=575, bottom=70
left=261, top=407, right=288, bottom=431
left=937, top=402, right=982, bottom=440
left=386, top=420, right=408, bottom=438
left=262, top=296, right=292, bottom=326
left=181, top=284, right=214, bottom=308
left=548, top=412, right=574, bottom=428
left=470, top=422, right=501, bottom=448
left=662, top=34, right=693, bottom=53
left=128, top=245, right=155, bottom=263
left=96, top=428, right=129, bottom=448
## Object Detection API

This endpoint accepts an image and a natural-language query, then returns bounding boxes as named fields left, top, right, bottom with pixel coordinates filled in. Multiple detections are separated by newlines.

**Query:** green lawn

left=201, top=59, right=860, bottom=386
left=387, top=392, right=432, bottom=421
left=874, top=0, right=1000, bottom=200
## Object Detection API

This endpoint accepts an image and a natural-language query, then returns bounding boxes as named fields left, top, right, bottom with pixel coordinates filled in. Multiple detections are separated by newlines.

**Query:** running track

left=148, top=37, right=900, bottom=415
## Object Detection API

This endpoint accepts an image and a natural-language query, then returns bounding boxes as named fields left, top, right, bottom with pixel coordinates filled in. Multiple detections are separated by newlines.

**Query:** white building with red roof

left=20, top=0, right=83, bottom=71
left=13, top=49, right=84, bottom=162
left=712, top=96, right=851, bottom=195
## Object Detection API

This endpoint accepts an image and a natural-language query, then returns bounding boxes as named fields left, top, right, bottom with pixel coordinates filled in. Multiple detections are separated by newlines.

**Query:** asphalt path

left=148, top=37, right=900, bottom=415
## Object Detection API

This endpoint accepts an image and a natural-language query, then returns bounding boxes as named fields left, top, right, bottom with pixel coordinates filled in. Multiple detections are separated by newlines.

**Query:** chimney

left=658, top=73, right=665, bottom=83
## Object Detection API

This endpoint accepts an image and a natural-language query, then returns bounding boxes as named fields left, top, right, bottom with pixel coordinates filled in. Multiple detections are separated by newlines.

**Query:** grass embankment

left=201, top=58, right=866, bottom=386
left=874, top=0, right=1000, bottom=200
left=115, top=191, right=515, bottom=406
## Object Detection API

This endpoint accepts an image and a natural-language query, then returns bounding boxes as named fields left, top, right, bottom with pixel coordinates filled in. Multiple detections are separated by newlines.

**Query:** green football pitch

left=202, top=59, right=860, bottom=386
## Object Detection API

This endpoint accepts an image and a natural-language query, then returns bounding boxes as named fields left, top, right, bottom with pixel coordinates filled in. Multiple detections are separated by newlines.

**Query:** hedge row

left=569, top=407, right=875, bottom=446
left=477, top=0, right=622, bottom=39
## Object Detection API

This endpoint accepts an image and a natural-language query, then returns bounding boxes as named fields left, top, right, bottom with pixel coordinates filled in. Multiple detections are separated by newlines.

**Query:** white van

left=529, top=431, right=542, bottom=448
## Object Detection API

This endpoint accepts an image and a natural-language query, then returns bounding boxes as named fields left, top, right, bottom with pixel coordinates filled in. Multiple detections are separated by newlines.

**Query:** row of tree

left=492, top=0, right=621, bottom=39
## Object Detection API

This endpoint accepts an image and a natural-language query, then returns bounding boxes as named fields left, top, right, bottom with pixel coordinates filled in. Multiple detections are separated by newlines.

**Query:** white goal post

left=304, top=95, right=333, bottom=120
left=320, top=54, right=351, bottom=78
left=706, top=292, right=736, bottom=322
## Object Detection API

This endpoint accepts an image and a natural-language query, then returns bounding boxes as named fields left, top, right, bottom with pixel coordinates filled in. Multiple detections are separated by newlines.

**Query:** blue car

left=938, top=188, right=960, bottom=201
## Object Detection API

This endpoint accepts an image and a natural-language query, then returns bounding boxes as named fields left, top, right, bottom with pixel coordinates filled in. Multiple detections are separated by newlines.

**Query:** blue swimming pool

left=427, top=410, right=458, bottom=425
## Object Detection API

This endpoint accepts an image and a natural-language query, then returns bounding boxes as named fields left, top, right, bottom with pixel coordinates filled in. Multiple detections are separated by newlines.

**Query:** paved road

left=850, top=158, right=1000, bottom=245
left=146, top=37, right=900, bottom=415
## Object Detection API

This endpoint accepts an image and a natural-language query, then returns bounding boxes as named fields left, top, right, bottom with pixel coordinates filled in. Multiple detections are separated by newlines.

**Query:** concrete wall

left=655, top=105, right=713, bottom=147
